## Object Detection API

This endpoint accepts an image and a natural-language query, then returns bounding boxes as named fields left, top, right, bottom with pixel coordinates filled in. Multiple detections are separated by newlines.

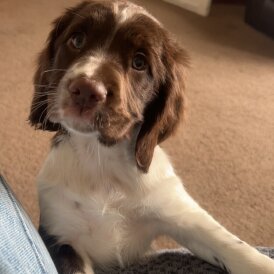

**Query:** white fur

left=113, top=1, right=160, bottom=25
left=38, top=132, right=274, bottom=273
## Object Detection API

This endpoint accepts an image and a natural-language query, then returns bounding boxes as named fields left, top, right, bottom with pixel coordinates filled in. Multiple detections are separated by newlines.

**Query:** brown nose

left=68, top=78, right=107, bottom=109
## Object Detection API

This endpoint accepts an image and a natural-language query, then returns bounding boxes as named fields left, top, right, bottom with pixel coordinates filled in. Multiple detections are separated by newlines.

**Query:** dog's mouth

left=54, top=100, right=136, bottom=145
left=58, top=105, right=108, bottom=135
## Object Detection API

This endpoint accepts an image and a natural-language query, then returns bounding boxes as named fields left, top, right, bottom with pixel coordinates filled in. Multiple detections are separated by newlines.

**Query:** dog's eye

left=132, top=52, right=147, bottom=71
left=69, top=32, right=86, bottom=50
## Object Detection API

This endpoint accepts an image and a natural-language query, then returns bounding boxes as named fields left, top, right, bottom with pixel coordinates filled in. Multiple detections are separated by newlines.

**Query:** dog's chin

left=54, top=106, right=96, bottom=135
left=50, top=108, right=132, bottom=145
left=62, top=122, right=121, bottom=147
left=61, top=118, right=96, bottom=136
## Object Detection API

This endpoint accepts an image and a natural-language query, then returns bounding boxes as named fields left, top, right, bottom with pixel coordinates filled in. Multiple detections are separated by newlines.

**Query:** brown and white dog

left=29, top=1, right=274, bottom=273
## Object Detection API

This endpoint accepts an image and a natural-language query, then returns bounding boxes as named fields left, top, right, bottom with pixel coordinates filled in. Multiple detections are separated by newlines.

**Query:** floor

left=0, top=0, right=273, bottom=247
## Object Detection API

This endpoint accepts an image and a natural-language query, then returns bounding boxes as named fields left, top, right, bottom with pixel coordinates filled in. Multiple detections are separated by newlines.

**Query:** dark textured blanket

left=96, top=248, right=274, bottom=274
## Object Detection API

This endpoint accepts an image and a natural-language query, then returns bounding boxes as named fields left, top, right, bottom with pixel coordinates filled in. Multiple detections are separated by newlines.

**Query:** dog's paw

left=234, top=253, right=274, bottom=274
left=253, top=254, right=274, bottom=274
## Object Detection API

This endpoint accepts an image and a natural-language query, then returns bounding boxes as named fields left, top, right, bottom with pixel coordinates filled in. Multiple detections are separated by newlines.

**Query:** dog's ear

left=29, top=45, right=60, bottom=131
left=29, top=2, right=89, bottom=131
left=135, top=38, right=189, bottom=172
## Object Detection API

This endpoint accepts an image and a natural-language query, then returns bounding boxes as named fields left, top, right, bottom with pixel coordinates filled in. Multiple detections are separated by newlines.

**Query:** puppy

left=29, top=1, right=274, bottom=273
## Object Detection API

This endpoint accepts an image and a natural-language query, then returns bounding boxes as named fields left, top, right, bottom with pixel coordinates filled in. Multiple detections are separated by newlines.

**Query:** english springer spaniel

left=29, top=1, right=274, bottom=273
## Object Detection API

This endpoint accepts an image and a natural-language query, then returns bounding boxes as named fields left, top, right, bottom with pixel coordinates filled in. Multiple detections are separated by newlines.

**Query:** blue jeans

left=0, top=175, right=57, bottom=274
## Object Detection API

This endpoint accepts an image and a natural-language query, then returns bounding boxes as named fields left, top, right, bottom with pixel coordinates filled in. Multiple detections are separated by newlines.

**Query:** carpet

left=0, top=0, right=273, bottom=248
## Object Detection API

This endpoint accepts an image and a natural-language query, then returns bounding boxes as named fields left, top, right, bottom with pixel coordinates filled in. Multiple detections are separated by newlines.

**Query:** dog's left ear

left=28, top=13, right=71, bottom=131
left=135, top=38, right=189, bottom=172
left=29, top=2, right=89, bottom=131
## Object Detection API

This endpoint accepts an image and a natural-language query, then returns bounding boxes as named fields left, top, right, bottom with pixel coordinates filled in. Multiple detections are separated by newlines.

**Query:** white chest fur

left=37, top=133, right=175, bottom=266
left=39, top=181, right=153, bottom=266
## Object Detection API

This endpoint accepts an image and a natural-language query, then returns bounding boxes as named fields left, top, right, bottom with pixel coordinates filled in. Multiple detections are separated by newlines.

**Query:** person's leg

left=0, top=175, right=57, bottom=274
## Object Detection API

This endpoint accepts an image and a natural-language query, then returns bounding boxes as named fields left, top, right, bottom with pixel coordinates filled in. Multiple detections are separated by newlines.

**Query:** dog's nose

left=68, top=78, right=107, bottom=109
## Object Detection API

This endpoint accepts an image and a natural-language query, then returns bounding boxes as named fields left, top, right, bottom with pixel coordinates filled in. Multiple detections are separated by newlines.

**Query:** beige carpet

left=0, top=0, right=273, bottom=248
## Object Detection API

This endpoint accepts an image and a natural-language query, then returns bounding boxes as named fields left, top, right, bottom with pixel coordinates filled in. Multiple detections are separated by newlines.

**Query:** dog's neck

left=68, top=130, right=133, bottom=161
left=57, top=130, right=139, bottom=192
left=41, top=127, right=173, bottom=195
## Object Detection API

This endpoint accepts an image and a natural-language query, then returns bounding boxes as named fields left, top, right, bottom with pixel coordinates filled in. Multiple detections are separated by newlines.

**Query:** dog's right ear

left=29, top=2, right=89, bottom=131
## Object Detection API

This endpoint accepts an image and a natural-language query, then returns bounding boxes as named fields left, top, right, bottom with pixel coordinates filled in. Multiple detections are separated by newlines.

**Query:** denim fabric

left=0, top=175, right=57, bottom=274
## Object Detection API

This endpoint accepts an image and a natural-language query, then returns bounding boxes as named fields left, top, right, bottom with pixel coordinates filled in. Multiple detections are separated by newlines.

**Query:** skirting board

left=163, top=0, right=212, bottom=16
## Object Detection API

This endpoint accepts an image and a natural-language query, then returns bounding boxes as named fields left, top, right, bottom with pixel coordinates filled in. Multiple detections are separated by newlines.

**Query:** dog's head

left=29, top=0, right=189, bottom=172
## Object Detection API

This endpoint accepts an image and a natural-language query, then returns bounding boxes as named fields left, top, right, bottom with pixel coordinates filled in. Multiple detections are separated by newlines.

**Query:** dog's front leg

left=147, top=178, right=274, bottom=274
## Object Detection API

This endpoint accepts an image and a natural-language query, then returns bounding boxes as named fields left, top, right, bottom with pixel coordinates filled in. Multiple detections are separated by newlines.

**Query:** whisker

left=34, top=94, right=56, bottom=99
left=42, top=103, right=58, bottom=130
left=33, top=90, right=57, bottom=98
left=46, top=103, right=60, bottom=126
left=31, top=95, right=55, bottom=105
left=30, top=96, right=56, bottom=112
left=37, top=103, right=49, bottom=129
left=37, top=97, right=55, bottom=129
left=34, top=88, right=56, bottom=93
left=31, top=93, right=53, bottom=106
left=34, top=84, right=58, bottom=88
left=31, top=100, right=49, bottom=112
left=44, top=108, right=55, bottom=129
left=41, top=69, right=67, bottom=76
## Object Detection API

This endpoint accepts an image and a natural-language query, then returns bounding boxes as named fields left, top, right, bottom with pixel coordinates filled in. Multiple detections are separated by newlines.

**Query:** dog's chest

left=40, top=179, right=152, bottom=265
left=38, top=136, right=157, bottom=265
